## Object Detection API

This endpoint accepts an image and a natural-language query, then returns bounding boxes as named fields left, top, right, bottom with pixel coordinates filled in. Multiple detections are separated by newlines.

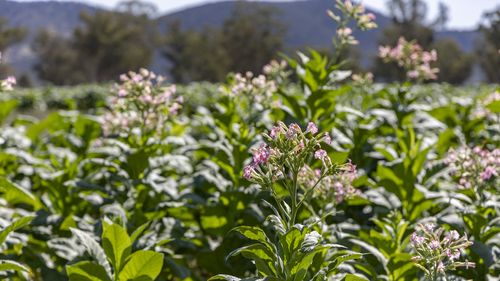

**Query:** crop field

left=0, top=1, right=499, bottom=281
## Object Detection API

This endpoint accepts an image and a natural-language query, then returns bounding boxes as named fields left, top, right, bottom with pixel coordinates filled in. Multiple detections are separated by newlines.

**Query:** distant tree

left=34, top=0, right=158, bottom=85
left=476, top=8, right=500, bottom=83
left=73, top=8, right=157, bottom=83
left=432, top=39, right=472, bottom=84
left=163, top=1, right=286, bottom=83
left=221, top=1, right=286, bottom=74
left=33, top=30, right=84, bottom=85
left=382, top=0, right=435, bottom=47
left=163, top=21, right=229, bottom=83
left=0, top=17, right=26, bottom=76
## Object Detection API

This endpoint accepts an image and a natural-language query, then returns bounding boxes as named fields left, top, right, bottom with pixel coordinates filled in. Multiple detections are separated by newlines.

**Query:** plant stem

left=289, top=168, right=299, bottom=229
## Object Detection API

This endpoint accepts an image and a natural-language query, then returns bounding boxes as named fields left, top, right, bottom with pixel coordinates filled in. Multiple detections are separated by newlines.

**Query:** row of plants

left=0, top=1, right=499, bottom=280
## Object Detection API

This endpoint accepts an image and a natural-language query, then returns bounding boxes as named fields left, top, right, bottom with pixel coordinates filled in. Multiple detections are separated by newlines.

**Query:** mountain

left=160, top=0, right=391, bottom=50
left=0, top=0, right=480, bottom=80
left=0, top=0, right=99, bottom=77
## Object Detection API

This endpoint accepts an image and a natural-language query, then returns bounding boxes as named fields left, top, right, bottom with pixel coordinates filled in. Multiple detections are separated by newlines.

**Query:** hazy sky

left=16, top=0, right=500, bottom=29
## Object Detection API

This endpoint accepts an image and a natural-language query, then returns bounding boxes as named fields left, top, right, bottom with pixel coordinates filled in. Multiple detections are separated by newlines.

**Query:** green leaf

left=0, top=216, right=34, bottom=245
left=208, top=275, right=242, bottom=281
left=0, top=100, right=18, bottom=125
left=208, top=275, right=263, bottom=281
left=0, top=177, right=40, bottom=209
left=66, top=261, right=112, bottom=281
left=0, top=260, right=30, bottom=274
left=344, top=274, right=369, bottom=281
left=124, top=150, right=149, bottom=179
left=232, top=226, right=269, bottom=244
left=388, top=253, right=416, bottom=280
left=130, top=223, right=149, bottom=243
left=486, top=100, right=500, bottom=113
left=118, top=250, right=163, bottom=281
left=102, top=222, right=131, bottom=272
left=227, top=244, right=277, bottom=277
left=70, top=228, right=112, bottom=278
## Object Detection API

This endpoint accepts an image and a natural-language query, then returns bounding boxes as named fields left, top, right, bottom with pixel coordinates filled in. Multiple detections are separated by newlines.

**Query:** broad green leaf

left=0, top=177, right=40, bottom=209
left=102, top=222, right=131, bottom=272
left=232, top=226, right=269, bottom=244
left=208, top=275, right=242, bottom=281
left=130, top=223, right=149, bottom=243
left=0, top=260, right=30, bottom=273
left=0, top=100, right=18, bottom=125
left=0, top=216, right=34, bottom=245
left=227, top=244, right=277, bottom=277
left=70, top=228, right=112, bottom=278
left=388, top=253, right=415, bottom=280
left=344, top=274, right=369, bottom=281
left=66, top=261, right=112, bottom=281
left=486, top=100, right=500, bottom=113
left=118, top=250, right=163, bottom=281
left=124, top=150, right=149, bottom=179
left=208, top=275, right=263, bottom=281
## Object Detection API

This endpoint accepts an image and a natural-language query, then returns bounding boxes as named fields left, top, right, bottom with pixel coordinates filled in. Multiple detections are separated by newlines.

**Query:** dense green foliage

left=0, top=72, right=498, bottom=280
left=0, top=1, right=499, bottom=281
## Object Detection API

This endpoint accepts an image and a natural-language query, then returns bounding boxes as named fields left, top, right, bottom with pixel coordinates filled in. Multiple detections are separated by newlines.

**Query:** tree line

left=0, top=0, right=499, bottom=85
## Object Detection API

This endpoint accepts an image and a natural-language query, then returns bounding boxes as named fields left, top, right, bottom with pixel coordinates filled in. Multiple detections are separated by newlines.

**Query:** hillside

left=0, top=0, right=480, bottom=79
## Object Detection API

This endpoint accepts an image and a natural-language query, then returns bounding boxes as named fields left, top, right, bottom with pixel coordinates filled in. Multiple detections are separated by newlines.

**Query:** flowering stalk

left=219, top=70, right=280, bottom=114
left=444, top=146, right=499, bottom=202
left=101, top=68, right=182, bottom=145
left=243, top=122, right=358, bottom=228
left=328, top=0, right=378, bottom=63
left=410, top=223, right=475, bottom=281
left=379, top=37, right=439, bottom=82
left=262, top=59, right=290, bottom=86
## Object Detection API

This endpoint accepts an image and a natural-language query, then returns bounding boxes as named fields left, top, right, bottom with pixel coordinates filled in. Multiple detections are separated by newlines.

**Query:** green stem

left=289, top=168, right=299, bottom=229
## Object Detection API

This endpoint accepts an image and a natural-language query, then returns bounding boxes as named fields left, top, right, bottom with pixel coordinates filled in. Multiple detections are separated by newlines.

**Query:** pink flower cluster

left=352, top=72, right=374, bottom=84
left=263, top=60, right=287, bottom=77
left=410, top=223, right=474, bottom=278
left=243, top=121, right=358, bottom=205
left=329, top=0, right=377, bottom=31
left=102, top=68, right=182, bottom=138
left=0, top=53, right=16, bottom=92
left=445, top=146, right=499, bottom=189
left=299, top=160, right=359, bottom=204
left=243, top=122, right=333, bottom=182
left=224, top=71, right=278, bottom=105
left=379, top=37, right=439, bottom=81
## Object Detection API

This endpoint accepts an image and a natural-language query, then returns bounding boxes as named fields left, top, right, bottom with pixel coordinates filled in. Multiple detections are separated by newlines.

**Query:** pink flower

left=270, top=126, right=281, bottom=139
left=118, top=89, right=127, bottom=97
left=410, top=233, right=425, bottom=246
left=286, top=123, right=301, bottom=139
left=253, top=144, right=270, bottom=165
left=323, top=133, right=332, bottom=144
left=446, top=249, right=460, bottom=261
left=306, top=122, right=318, bottom=134
left=437, top=262, right=445, bottom=273
left=423, top=223, right=435, bottom=232
left=446, top=230, right=460, bottom=241
left=243, top=165, right=254, bottom=180
left=337, top=27, right=352, bottom=37
left=480, top=166, right=496, bottom=181
left=408, top=70, right=419, bottom=79
left=314, top=149, right=328, bottom=160
left=429, top=240, right=440, bottom=250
